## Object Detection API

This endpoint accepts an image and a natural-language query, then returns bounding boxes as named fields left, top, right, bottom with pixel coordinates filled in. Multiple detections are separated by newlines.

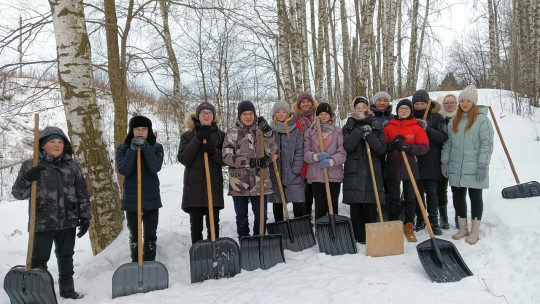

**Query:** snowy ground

left=1, top=89, right=540, bottom=303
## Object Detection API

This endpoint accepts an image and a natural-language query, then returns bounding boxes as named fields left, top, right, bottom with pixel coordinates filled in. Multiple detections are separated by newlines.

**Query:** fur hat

left=372, top=91, right=391, bottom=105
left=196, top=102, right=216, bottom=118
left=458, top=85, right=478, bottom=104
left=412, top=89, right=430, bottom=104
left=125, top=115, right=156, bottom=145
left=272, top=101, right=291, bottom=115
left=316, top=102, right=333, bottom=116
left=237, top=100, right=256, bottom=119
left=296, top=92, right=315, bottom=108
left=353, top=96, right=369, bottom=108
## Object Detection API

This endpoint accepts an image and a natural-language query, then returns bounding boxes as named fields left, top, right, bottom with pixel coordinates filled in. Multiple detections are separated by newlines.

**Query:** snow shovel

left=267, top=159, right=316, bottom=252
left=240, top=130, right=285, bottom=271
left=365, top=142, right=404, bottom=257
left=314, top=117, right=357, bottom=256
left=4, top=113, right=58, bottom=304
left=112, top=148, right=168, bottom=298
left=190, top=139, right=241, bottom=283
left=401, top=151, right=472, bottom=282
left=488, top=106, right=540, bottom=199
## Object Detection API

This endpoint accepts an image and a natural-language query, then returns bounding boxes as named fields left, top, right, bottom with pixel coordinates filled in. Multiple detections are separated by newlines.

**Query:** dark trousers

left=416, top=179, right=439, bottom=222
left=232, top=195, right=268, bottom=237
left=451, top=187, right=484, bottom=220
left=304, top=180, right=314, bottom=220
left=272, top=202, right=305, bottom=222
left=311, top=182, right=341, bottom=220
left=350, top=203, right=378, bottom=243
left=387, top=180, right=416, bottom=224
left=126, top=209, right=159, bottom=243
left=186, top=207, right=220, bottom=244
left=32, top=228, right=76, bottom=293
left=437, top=177, right=449, bottom=209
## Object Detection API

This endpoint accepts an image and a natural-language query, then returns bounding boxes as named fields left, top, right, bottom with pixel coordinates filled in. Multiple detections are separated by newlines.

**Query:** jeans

left=233, top=195, right=268, bottom=237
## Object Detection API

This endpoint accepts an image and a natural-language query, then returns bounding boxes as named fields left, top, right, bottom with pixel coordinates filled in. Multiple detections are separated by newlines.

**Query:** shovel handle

left=316, top=117, right=334, bottom=215
left=26, top=113, right=39, bottom=271
left=259, top=130, right=265, bottom=236
left=272, top=159, right=290, bottom=221
left=422, top=99, right=432, bottom=120
left=203, top=139, right=216, bottom=242
left=366, top=143, right=384, bottom=222
left=488, top=106, right=520, bottom=185
left=137, top=148, right=143, bottom=266
left=400, top=151, right=435, bottom=239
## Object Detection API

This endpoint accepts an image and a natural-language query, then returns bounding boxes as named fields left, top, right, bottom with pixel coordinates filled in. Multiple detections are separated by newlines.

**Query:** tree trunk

left=340, top=0, right=351, bottom=110
left=359, top=0, right=376, bottom=98
left=329, top=0, right=343, bottom=116
left=296, top=0, right=311, bottom=92
left=406, top=0, right=419, bottom=95
left=315, top=0, right=325, bottom=98
left=383, top=0, right=397, bottom=95
left=49, top=0, right=123, bottom=255
left=288, top=0, right=303, bottom=94
left=413, top=0, right=429, bottom=90
left=396, top=0, right=403, bottom=97
left=322, top=0, right=333, bottom=104
left=277, top=0, right=295, bottom=104
left=488, top=0, right=500, bottom=88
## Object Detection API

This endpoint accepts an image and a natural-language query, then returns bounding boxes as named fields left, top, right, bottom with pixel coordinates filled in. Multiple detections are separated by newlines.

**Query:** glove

left=257, top=116, right=272, bottom=133
left=130, top=137, right=149, bottom=150
left=318, top=159, right=332, bottom=168
left=250, top=156, right=269, bottom=169
left=77, top=218, right=90, bottom=238
left=359, top=125, right=372, bottom=139
left=23, top=166, right=45, bottom=182
left=200, top=142, right=216, bottom=155
left=476, top=166, right=487, bottom=182
left=390, top=135, right=405, bottom=148
left=195, top=126, right=212, bottom=141
left=396, top=142, right=412, bottom=153
left=441, top=163, right=449, bottom=178
left=317, top=152, right=329, bottom=161
left=417, top=119, right=428, bottom=130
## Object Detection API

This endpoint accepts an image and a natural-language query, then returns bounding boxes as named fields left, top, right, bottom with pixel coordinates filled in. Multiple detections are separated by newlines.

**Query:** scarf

left=313, top=121, right=335, bottom=152
left=298, top=109, right=315, bottom=133
left=273, top=114, right=297, bottom=137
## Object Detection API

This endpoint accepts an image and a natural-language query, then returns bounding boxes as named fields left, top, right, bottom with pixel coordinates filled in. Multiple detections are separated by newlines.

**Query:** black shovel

left=314, top=117, right=357, bottom=256
left=190, top=139, right=241, bottom=283
left=240, top=130, right=285, bottom=271
left=267, top=159, right=316, bottom=252
left=112, top=148, right=169, bottom=298
left=4, top=113, right=58, bottom=304
left=401, top=151, right=473, bottom=282
left=488, top=106, right=540, bottom=198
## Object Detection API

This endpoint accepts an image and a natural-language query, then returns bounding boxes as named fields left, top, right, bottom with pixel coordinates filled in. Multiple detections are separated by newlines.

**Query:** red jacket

left=383, top=117, right=429, bottom=181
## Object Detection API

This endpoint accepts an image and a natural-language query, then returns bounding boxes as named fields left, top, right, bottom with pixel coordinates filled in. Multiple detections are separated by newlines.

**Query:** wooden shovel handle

left=488, top=106, right=520, bottom=185
left=366, top=143, right=383, bottom=222
left=259, top=130, right=265, bottom=236
left=316, top=117, right=333, bottom=215
left=25, top=113, right=39, bottom=271
left=203, top=139, right=216, bottom=242
left=272, top=159, right=290, bottom=221
left=401, top=151, right=435, bottom=239
left=422, top=99, right=432, bottom=120
left=137, top=148, right=143, bottom=266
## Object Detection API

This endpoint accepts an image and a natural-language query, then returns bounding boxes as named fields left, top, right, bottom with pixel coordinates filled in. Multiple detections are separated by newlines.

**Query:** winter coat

left=116, top=140, right=164, bottom=212
left=441, top=105, right=494, bottom=189
left=413, top=101, right=449, bottom=180
left=269, top=114, right=305, bottom=204
left=178, top=114, right=226, bottom=211
left=370, top=105, right=394, bottom=125
left=12, top=127, right=92, bottom=232
left=383, top=117, right=429, bottom=181
left=222, top=119, right=278, bottom=196
left=303, top=116, right=347, bottom=183
left=342, top=116, right=387, bottom=205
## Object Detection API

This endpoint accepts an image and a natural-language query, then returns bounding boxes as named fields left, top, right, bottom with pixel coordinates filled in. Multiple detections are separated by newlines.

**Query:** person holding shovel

left=441, top=85, right=494, bottom=245
left=116, top=115, right=164, bottom=262
left=268, top=101, right=305, bottom=221
left=222, top=100, right=278, bottom=239
left=383, top=99, right=429, bottom=242
left=342, top=96, right=387, bottom=244
left=11, top=126, right=92, bottom=299
left=303, top=102, right=346, bottom=221
left=178, top=102, right=226, bottom=244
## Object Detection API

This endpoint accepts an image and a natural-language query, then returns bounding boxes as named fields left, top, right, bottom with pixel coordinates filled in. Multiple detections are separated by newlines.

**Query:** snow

left=1, top=89, right=540, bottom=304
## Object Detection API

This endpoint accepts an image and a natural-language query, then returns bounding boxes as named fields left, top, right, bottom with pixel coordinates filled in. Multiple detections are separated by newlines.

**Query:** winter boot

left=143, top=241, right=157, bottom=261
left=414, top=218, right=426, bottom=232
left=429, top=216, right=443, bottom=236
left=452, top=216, right=469, bottom=240
left=404, top=222, right=417, bottom=242
left=129, top=241, right=138, bottom=262
left=59, top=278, right=83, bottom=299
left=465, top=218, right=481, bottom=245
left=439, top=205, right=450, bottom=230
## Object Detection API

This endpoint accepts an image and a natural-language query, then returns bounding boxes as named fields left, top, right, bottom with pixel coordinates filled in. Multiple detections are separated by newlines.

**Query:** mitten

left=476, top=166, right=487, bottom=182
left=77, top=218, right=90, bottom=238
left=390, top=135, right=405, bottom=148
left=316, top=152, right=329, bottom=161
left=417, top=119, right=428, bottom=130
left=257, top=116, right=272, bottom=133
left=250, top=156, right=269, bottom=169
left=195, top=126, right=212, bottom=141
left=396, top=142, right=412, bottom=153
left=441, top=163, right=449, bottom=178
left=318, top=159, right=333, bottom=168
left=130, top=137, right=149, bottom=150
left=200, top=142, right=216, bottom=155
left=360, top=125, right=372, bottom=139
left=23, top=166, right=45, bottom=182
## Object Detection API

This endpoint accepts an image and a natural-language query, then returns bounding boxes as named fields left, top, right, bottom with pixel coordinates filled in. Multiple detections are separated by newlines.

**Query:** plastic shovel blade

left=112, top=261, right=169, bottom=298
left=267, top=215, right=316, bottom=252
left=315, top=215, right=357, bottom=256
left=240, top=234, right=285, bottom=271
left=416, top=238, right=473, bottom=283
left=501, top=181, right=540, bottom=199
left=189, top=237, right=241, bottom=283
left=3, top=266, right=57, bottom=304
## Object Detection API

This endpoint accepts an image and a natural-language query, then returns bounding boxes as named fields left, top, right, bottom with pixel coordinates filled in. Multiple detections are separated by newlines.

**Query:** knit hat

left=396, top=99, right=413, bottom=112
left=316, top=102, right=333, bottom=116
left=297, top=92, right=314, bottom=108
left=196, top=102, right=216, bottom=118
left=40, top=134, right=64, bottom=147
left=412, top=89, right=430, bottom=104
left=353, top=96, right=369, bottom=108
left=272, top=101, right=291, bottom=115
left=458, top=85, right=478, bottom=104
left=237, top=100, right=256, bottom=118
left=372, top=91, right=391, bottom=105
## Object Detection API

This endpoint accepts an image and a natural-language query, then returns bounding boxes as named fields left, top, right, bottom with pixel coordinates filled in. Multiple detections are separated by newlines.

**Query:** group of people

left=11, top=85, right=493, bottom=299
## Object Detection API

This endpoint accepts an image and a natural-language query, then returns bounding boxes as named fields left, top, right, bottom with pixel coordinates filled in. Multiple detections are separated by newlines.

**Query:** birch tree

left=406, top=0, right=420, bottom=95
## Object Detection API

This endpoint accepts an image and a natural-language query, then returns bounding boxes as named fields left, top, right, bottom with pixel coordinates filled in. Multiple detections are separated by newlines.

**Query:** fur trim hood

left=292, top=99, right=319, bottom=114
left=184, top=112, right=221, bottom=131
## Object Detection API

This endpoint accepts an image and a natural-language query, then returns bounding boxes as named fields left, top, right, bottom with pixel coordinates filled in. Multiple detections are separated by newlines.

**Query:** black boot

left=143, top=241, right=156, bottom=261
left=129, top=241, right=138, bottom=262
left=439, top=205, right=450, bottom=229
left=429, top=216, right=443, bottom=236
left=59, top=278, right=84, bottom=299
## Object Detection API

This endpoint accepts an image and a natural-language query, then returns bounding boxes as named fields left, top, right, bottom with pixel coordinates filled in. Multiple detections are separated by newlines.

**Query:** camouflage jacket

left=222, top=119, right=277, bottom=196
left=11, top=127, right=92, bottom=232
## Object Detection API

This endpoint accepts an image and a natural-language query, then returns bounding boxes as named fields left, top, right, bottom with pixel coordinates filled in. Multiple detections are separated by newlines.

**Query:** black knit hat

left=412, top=89, right=430, bottom=104
left=237, top=100, right=256, bottom=119
left=353, top=96, right=369, bottom=108
left=196, top=102, right=216, bottom=118
left=396, top=99, right=413, bottom=117
left=316, top=102, right=333, bottom=116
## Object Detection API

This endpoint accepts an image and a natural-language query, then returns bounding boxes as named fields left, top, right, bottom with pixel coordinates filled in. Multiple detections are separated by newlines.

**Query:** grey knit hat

left=458, top=85, right=478, bottom=104
left=196, top=102, right=216, bottom=118
left=372, top=91, right=392, bottom=105
left=272, top=101, right=291, bottom=115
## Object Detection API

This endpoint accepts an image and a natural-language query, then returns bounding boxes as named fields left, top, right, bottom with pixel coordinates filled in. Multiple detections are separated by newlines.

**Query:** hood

left=292, top=99, right=319, bottom=114
left=184, top=112, right=221, bottom=131
left=39, top=126, right=73, bottom=156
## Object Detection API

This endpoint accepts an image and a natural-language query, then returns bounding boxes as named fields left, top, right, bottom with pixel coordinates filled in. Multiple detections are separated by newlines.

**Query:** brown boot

left=452, top=216, right=469, bottom=240
left=466, top=218, right=481, bottom=245
left=404, top=222, right=417, bottom=242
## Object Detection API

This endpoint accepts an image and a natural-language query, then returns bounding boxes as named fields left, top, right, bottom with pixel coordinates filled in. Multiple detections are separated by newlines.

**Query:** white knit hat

left=458, top=85, right=478, bottom=104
